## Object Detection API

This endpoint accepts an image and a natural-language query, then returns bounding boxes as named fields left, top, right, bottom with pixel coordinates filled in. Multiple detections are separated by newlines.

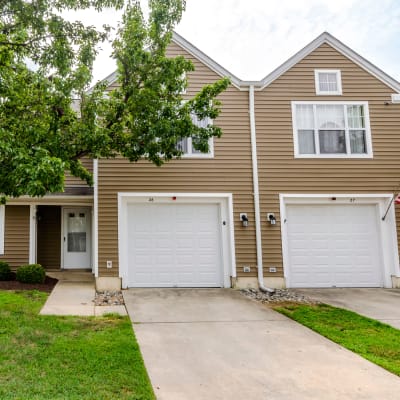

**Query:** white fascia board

left=172, top=32, right=243, bottom=89
left=92, top=33, right=245, bottom=92
left=259, top=32, right=400, bottom=93
left=87, top=70, right=118, bottom=94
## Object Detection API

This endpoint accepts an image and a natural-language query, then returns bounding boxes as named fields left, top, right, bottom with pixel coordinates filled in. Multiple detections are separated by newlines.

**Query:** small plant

left=16, top=264, right=46, bottom=284
left=0, top=261, right=12, bottom=280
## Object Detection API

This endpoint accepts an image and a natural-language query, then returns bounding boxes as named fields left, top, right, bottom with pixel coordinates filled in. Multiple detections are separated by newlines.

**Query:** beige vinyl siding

left=97, top=41, right=256, bottom=278
left=0, top=206, right=30, bottom=267
left=37, top=206, right=61, bottom=269
left=64, top=157, right=93, bottom=187
left=255, top=43, right=400, bottom=278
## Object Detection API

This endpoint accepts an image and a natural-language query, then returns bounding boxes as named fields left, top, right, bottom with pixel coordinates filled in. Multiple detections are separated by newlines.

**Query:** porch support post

left=29, top=205, right=37, bottom=264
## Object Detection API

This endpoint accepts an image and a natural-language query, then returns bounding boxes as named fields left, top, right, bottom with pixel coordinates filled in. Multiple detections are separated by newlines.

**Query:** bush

left=0, top=261, right=12, bottom=280
left=16, top=264, right=46, bottom=284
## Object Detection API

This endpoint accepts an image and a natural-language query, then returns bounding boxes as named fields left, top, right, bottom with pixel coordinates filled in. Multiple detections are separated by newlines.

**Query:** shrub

left=0, top=261, right=11, bottom=280
left=16, top=264, right=46, bottom=284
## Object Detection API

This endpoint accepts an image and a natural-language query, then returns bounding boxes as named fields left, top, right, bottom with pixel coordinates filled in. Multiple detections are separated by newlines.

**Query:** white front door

left=62, top=208, right=91, bottom=269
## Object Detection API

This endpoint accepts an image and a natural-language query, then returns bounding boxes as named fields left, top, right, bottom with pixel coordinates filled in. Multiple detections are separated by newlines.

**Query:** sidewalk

left=40, top=271, right=127, bottom=316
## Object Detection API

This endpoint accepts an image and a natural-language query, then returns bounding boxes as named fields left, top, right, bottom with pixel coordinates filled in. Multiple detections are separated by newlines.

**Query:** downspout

left=249, top=85, right=275, bottom=294
left=93, top=159, right=99, bottom=278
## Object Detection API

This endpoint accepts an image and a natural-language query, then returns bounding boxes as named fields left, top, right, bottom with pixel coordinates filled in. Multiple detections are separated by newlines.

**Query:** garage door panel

left=126, top=202, right=223, bottom=287
left=287, top=204, right=382, bottom=288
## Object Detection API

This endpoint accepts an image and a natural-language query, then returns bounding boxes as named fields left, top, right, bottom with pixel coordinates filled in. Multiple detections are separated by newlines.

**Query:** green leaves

left=0, top=0, right=229, bottom=199
left=107, top=1, right=230, bottom=165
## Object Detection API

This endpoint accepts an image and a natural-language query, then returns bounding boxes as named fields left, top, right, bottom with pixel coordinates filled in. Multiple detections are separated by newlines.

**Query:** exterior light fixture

left=267, top=213, right=276, bottom=225
left=239, top=213, right=249, bottom=227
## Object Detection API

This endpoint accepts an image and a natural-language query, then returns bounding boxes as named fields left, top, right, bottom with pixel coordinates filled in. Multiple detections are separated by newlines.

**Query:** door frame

left=118, top=193, right=236, bottom=289
left=279, top=194, right=399, bottom=288
left=61, top=206, right=92, bottom=269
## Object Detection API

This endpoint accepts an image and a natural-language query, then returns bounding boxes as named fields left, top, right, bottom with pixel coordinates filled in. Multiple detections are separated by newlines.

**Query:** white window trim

left=0, top=205, right=4, bottom=255
left=180, top=136, right=214, bottom=158
left=178, top=114, right=215, bottom=158
left=291, top=101, right=373, bottom=158
left=314, top=69, right=342, bottom=95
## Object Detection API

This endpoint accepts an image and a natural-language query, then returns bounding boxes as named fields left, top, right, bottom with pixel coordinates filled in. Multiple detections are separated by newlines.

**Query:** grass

left=0, top=290, right=155, bottom=400
left=275, top=302, right=400, bottom=376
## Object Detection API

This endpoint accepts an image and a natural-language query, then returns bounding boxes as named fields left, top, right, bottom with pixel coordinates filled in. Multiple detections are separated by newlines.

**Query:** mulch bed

left=0, top=272, right=58, bottom=293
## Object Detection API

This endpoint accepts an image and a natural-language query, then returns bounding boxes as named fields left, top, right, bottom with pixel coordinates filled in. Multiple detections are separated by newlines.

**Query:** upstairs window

left=176, top=114, right=214, bottom=158
left=315, top=70, right=342, bottom=95
left=292, top=101, right=372, bottom=158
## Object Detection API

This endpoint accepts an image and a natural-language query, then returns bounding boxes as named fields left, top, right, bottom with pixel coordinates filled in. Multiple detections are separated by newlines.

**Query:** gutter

left=249, top=85, right=275, bottom=294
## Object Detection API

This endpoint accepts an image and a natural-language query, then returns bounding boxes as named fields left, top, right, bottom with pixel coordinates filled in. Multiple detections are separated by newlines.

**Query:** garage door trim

left=279, top=194, right=399, bottom=288
left=118, top=193, right=236, bottom=288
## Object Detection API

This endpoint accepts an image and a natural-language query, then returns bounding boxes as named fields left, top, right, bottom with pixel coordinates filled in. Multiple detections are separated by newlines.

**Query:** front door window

left=67, top=212, right=87, bottom=252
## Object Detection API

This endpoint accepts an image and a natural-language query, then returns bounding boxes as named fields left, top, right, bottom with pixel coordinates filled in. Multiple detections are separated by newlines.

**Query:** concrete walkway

left=124, top=288, right=400, bottom=400
left=40, top=271, right=127, bottom=316
left=293, top=288, right=400, bottom=329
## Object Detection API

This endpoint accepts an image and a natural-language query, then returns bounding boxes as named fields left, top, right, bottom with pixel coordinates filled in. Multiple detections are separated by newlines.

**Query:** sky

left=70, top=0, right=400, bottom=85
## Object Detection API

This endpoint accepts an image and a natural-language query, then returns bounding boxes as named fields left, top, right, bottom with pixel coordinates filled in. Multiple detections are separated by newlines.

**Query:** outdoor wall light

left=239, top=213, right=249, bottom=227
left=267, top=213, right=276, bottom=225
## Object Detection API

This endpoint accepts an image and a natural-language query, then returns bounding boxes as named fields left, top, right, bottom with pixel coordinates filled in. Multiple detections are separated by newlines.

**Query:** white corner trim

left=0, top=205, right=5, bottom=255
left=314, top=69, right=342, bottom=95
left=93, top=159, right=99, bottom=277
left=117, top=192, right=235, bottom=288
left=29, top=205, right=37, bottom=264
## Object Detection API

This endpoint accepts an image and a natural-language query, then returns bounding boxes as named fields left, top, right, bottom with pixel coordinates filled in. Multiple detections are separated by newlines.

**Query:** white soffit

left=92, top=32, right=400, bottom=95
left=258, top=32, right=400, bottom=93
left=172, top=32, right=244, bottom=89
left=92, top=32, right=244, bottom=91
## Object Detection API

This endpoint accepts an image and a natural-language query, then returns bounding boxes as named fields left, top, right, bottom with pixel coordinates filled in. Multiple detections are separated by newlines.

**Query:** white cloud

left=63, top=0, right=400, bottom=83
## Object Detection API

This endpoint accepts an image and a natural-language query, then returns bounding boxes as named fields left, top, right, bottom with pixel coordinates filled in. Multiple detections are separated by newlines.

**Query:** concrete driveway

left=293, top=288, right=400, bottom=329
left=123, top=289, right=400, bottom=400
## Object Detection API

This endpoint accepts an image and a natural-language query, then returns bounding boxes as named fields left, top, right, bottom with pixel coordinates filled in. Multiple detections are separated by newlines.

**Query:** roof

left=257, top=32, right=400, bottom=92
left=94, top=32, right=400, bottom=93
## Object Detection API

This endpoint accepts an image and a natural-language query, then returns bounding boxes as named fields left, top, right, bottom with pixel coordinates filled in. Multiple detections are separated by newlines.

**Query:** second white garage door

left=286, top=204, right=383, bottom=288
left=126, top=203, right=223, bottom=287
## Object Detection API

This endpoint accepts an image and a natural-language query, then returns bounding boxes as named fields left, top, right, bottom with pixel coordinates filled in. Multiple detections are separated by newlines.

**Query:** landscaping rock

left=94, top=291, right=125, bottom=306
left=241, top=288, right=320, bottom=305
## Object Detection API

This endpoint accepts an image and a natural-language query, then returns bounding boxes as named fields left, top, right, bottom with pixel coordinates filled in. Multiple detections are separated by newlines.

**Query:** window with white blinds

left=292, top=102, right=372, bottom=158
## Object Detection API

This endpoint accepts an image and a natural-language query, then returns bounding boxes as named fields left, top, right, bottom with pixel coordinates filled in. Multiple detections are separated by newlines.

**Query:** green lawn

left=0, top=290, right=155, bottom=400
left=275, top=303, right=400, bottom=376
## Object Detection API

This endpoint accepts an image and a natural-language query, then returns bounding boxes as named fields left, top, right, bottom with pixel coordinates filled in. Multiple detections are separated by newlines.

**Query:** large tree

left=0, top=0, right=229, bottom=199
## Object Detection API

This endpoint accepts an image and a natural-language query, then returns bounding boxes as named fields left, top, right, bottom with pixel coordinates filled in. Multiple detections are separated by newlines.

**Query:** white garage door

left=286, top=204, right=383, bottom=288
left=125, top=203, right=223, bottom=287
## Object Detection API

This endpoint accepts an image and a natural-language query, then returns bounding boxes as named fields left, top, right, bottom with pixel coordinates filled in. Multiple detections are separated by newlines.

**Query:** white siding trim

left=117, top=193, right=235, bottom=288
left=0, top=206, right=5, bottom=255
left=29, top=205, right=37, bottom=264
left=93, top=159, right=99, bottom=277
left=279, top=193, right=399, bottom=288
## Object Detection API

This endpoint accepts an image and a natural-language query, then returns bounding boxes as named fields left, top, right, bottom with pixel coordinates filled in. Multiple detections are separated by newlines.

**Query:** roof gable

left=94, top=32, right=400, bottom=94
left=258, top=32, right=400, bottom=92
